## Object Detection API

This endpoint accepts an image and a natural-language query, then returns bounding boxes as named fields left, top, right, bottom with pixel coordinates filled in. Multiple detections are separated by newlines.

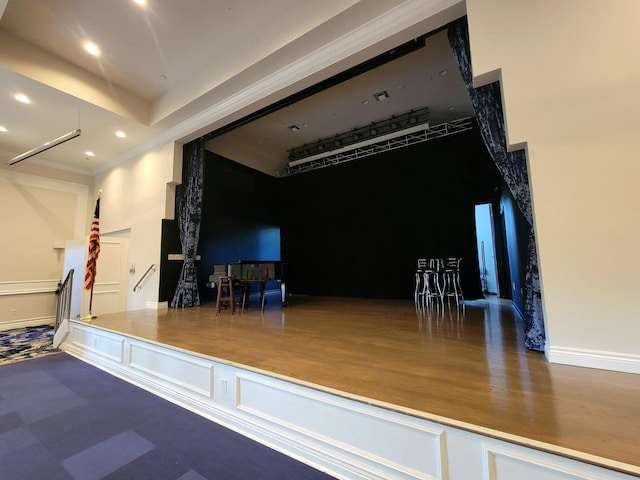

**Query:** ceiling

left=0, top=0, right=471, bottom=178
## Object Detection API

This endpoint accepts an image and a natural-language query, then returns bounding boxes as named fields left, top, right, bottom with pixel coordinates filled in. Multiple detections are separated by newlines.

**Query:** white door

left=81, top=237, right=129, bottom=317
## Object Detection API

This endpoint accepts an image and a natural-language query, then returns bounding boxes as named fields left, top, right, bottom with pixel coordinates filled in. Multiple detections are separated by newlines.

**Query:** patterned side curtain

left=448, top=18, right=546, bottom=351
left=171, top=138, right=204, bottom=308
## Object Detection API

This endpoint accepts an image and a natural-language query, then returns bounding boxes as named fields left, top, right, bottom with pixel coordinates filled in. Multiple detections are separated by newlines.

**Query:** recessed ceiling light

left=288, top=125, right=300, bottom=132
left=84, top=41, right=101, bottom=56
left=0, top=126, right=7, bottom=132
left=133, top=0, right=146, bottom=5
left=15, top=93, right=31, bottom=103
left=85, top=151, right=95, bottom=157
left=115, top=131, right=126, bottom=138
left=439, top=69, right=448, bottom=76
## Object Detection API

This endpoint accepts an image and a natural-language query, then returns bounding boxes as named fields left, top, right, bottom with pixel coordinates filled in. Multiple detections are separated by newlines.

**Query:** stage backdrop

left=278, top=127, right=504, bottom=300
left=161, top=126, right=531, bottom=305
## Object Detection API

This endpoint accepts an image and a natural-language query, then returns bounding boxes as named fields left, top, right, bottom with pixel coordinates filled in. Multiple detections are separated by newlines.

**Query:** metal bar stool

left=421, top=258, right=443, bottom=307
left=441, top=257, right=464, bottom=306
left=415, top=258, right=428, bottom=305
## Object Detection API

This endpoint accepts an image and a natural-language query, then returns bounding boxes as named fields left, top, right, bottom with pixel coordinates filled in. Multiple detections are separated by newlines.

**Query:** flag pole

left=82, top=190, right=101, bottom=322
left=87, top=269, right=95, bottom=319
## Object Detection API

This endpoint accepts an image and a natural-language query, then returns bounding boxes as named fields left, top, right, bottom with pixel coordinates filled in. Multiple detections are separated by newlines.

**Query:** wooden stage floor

left=86, top=294, right=640, bottom=475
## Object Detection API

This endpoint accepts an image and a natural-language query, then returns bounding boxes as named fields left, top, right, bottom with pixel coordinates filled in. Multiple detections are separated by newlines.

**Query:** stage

left=56, top=294, right=640, bottom=479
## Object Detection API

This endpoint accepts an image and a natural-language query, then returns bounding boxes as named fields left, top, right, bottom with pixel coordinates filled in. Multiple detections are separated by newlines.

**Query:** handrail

left=55, top=269, right=74, bottom=332
left=133, top=264, right=156, bottom=292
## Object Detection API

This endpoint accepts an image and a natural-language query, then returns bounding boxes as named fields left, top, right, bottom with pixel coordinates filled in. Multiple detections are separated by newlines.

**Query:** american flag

left=83, top=197, right=101, bottom=290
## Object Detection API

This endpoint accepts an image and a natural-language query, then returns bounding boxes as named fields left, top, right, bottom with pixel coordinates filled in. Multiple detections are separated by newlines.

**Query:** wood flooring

left=85, top=294, right=640, bottom=474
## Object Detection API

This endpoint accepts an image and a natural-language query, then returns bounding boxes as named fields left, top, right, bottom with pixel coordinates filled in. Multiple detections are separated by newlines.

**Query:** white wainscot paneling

left=482, top=443, right=639, bottom=480
left=92, top=290, right=121, bottom=315
left=70, top=324, right=124, bottom=363
left=237, top=374, right=447, bottom=480
left=0, top=279, right=58, bottom=329
left=59, top=326, right=639, bottom=480
left=127, top=341, right=214, bottom=399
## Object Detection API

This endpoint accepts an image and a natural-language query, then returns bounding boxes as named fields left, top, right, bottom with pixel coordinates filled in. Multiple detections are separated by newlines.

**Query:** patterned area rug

left=0, top=325, right=59, bottom=365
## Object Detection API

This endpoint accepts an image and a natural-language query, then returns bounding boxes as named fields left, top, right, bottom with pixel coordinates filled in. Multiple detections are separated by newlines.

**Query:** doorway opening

left=474, top=203, right=499, bottom=297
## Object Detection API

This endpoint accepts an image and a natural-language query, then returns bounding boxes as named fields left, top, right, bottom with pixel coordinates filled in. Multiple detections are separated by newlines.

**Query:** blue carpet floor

left=0, top=353, right=335, bottom=479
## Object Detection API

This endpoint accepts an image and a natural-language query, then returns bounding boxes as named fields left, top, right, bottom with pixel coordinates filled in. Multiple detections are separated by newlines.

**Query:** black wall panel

left=198, top=152, right=281, bottom=302
left=163, top=126, right=524, bottom=304
left=277, top=128, right=502, bottom=299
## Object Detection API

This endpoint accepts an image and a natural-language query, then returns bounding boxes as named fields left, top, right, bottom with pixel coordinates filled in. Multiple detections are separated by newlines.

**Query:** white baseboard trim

left=145, top=301, right=169, bottom=310
left=548, top=346, right=640, bottom=375
left=0, top=316, right=55, bottom=332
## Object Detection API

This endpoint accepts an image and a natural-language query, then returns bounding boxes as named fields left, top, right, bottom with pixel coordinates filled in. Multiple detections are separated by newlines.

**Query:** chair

left=414, top=258, right=428, bottom=305
left=421, top=258, right=443, bottom=307
left=215, top=275, right=235, bottom=315
left=226, top=262, right=249, bottom=311
left=441, top=257, right=463, bottom=306
left=213, top=263, right=247, bottom=315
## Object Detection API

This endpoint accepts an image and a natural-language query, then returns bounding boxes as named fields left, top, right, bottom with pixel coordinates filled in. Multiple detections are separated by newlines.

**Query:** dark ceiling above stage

left=204, top=28, right=474, bottom=177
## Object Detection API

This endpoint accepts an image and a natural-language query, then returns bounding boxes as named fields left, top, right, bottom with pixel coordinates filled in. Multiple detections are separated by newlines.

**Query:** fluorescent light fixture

left=0, top=126, right=7, bottom=132
left=7, top=129, right=81, bottom=166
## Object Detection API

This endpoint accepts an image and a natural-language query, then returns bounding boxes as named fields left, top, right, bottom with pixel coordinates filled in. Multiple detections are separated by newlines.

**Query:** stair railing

left=133, top=264, right=156, bottom=292
left=55, top=269, right=74, bottom=332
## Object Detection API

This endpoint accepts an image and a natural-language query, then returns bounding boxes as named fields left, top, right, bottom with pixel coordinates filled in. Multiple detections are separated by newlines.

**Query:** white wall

left=466, top=0, right=640, bottom=372
left=0, top=168, right=88, bottom=329
left=92, top=142, right=180, bottom=311
left=0, top=141, right=179, bottom=325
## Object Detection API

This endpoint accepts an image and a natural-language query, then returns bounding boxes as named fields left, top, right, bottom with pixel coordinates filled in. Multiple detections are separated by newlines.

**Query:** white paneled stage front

left=54, top=304, right=639, bottom=480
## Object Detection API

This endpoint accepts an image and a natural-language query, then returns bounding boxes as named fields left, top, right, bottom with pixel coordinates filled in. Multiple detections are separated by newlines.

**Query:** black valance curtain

left=171, top=138, right=204, bottom=308
left=448, top=18, right=545, bottom=351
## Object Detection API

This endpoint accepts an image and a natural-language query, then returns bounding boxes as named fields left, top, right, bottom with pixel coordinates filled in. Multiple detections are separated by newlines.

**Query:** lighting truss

left=286, top=117, right=474, bottom=176
left=287, top=106, right=431, bottom=163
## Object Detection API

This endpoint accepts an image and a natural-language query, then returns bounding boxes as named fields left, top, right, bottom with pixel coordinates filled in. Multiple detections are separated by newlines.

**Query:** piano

left=225, top=260, right=287, bottom=311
